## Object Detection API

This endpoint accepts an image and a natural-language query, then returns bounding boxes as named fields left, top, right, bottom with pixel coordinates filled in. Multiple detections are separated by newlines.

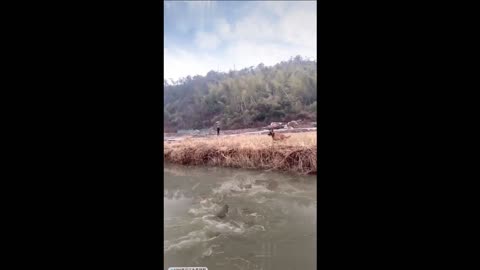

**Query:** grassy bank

left=164, top=132, right=317, bottom=174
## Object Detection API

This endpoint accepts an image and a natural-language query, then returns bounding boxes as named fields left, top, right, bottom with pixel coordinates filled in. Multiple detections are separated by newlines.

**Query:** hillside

left=164, top=56, right=317, bottom=132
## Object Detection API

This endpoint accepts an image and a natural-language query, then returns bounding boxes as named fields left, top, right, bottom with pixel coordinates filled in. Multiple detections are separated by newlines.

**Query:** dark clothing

left=217, top=128, right=220, bottom=136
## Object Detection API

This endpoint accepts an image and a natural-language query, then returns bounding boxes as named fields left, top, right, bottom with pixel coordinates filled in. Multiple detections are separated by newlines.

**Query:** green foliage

left=164, top=56, right=317, bottom=130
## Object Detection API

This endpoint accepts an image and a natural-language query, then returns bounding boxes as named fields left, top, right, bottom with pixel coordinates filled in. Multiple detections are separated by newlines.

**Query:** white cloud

left=164, top=40, right=315, bottom=81
left=215, top=18, right=231, bottom=39
left=233, top=15, right=276, bottom=43
left=280, top=9, right=317, bottom=48
left=223, top=41, right=314, bottom=71
left=164, top=47, right=223, bottom=80
left=185, top=0, right=216, bottom=10
left=211, top=2, right=316, bottom=54
left=194, top=31, right=221, bottom=50
left=255, top=1, right=291, bottom=16
left=164, top=1, right=316, bottom=81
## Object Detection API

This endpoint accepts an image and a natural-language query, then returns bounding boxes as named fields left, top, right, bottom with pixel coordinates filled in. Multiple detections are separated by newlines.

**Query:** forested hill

left=164, top=56, right=317, bottom=132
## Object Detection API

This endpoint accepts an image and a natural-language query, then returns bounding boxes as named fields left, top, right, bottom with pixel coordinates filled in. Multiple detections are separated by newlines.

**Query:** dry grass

left=164, top=132, right=317, bottom=174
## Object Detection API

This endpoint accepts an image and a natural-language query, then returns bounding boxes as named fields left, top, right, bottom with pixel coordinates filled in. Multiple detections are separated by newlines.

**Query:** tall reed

left=164, top=132, right=317, bottom=174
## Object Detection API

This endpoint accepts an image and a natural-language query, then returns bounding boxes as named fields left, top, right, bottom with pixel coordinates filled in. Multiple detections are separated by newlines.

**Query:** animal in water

left=266, top=180, right=279, bottom=191
left=239, top=183, right=252, bottom=190
left=255, top=180, right=269, bottom=185
left=267, top=129, right=291, bottom=141
left=241, top=207, right=254, bottom=215
left=254, top=179, right=279, bottom=190
left=215, top=204, right=229, bottom=218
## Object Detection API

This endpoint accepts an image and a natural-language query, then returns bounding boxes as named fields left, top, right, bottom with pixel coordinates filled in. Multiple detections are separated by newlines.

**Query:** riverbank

left=164, top=126, right=317, bottom=142
left=164, top=131, right=317, bottom=174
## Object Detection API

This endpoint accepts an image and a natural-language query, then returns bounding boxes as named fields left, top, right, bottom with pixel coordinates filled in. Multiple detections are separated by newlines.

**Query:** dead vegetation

left=164, top=132, right=317, bottom=175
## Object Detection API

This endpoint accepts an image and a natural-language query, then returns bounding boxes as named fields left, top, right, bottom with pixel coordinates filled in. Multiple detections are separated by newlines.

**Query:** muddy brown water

left=164, top=164, right=317, bottom=270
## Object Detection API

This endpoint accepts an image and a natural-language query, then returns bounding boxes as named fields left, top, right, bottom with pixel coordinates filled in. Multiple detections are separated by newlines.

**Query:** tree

left=164, top=56, right=317, bottom=130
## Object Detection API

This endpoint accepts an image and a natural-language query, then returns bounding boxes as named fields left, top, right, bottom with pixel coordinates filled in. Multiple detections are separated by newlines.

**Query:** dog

left=215, top=204, right=229, bottom=218
left=267, top=129, right=291, bottom=141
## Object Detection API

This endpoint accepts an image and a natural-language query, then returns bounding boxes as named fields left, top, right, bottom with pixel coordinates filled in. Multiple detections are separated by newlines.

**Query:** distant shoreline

left=164, top=126, right=317, bottom=142
left=164, top=131, right=317, bottom=175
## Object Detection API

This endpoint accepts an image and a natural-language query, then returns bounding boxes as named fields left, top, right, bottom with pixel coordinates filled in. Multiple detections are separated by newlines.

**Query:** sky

left=164, top=1, right=317, bottom=82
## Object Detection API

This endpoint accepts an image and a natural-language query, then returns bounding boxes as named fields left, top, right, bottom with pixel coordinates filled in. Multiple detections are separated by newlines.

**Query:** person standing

left=216, top=121, right=220, bottom=136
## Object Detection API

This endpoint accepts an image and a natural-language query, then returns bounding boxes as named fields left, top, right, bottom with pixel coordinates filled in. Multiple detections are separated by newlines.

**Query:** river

left=164, top=164, right=317, bottom=270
